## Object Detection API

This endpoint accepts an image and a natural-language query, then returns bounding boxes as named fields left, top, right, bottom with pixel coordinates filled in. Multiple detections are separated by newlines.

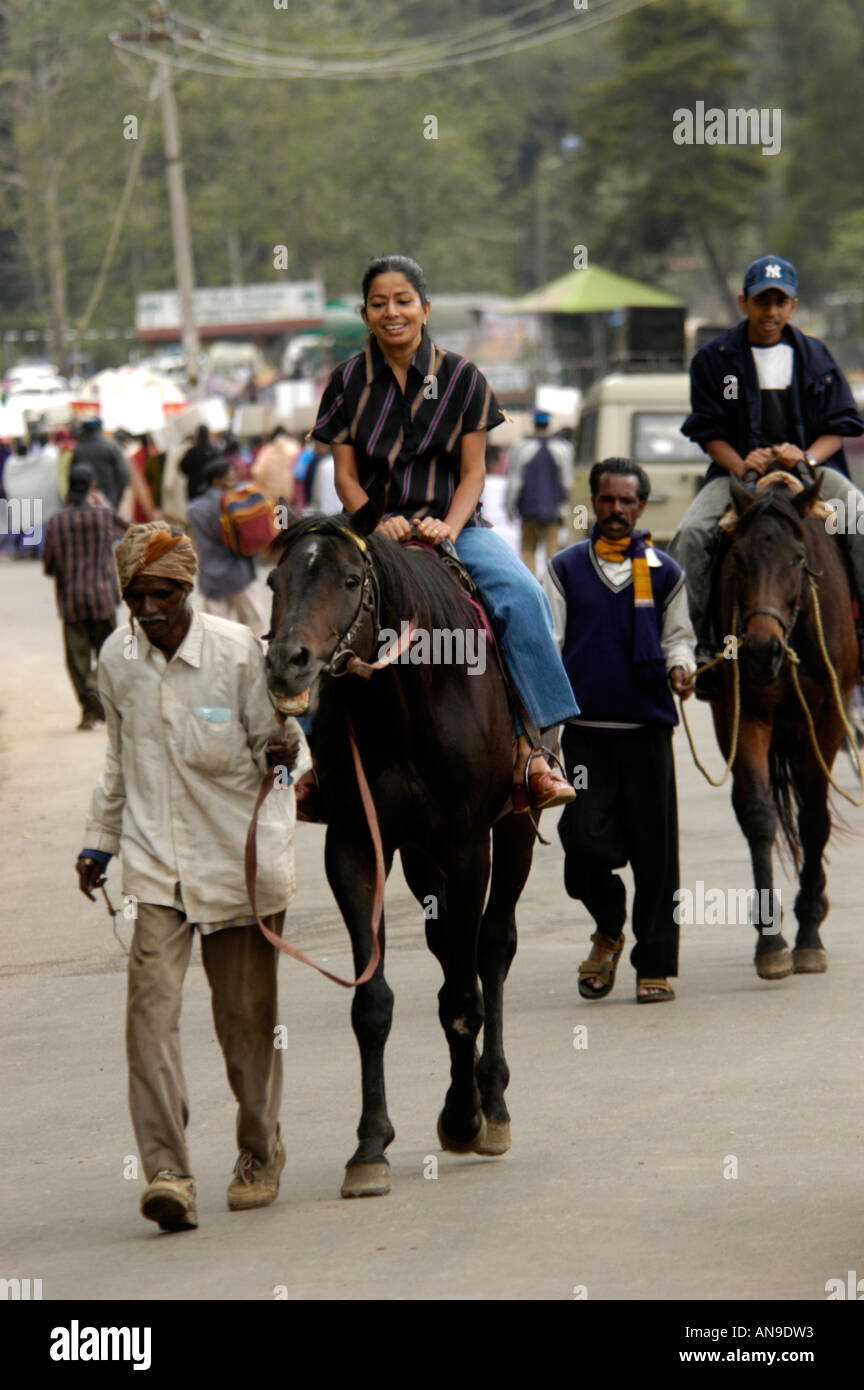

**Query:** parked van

left=570, top=373, right=706, bottom=543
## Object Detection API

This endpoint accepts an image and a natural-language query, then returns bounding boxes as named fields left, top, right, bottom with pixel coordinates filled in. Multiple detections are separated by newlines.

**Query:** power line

left=172, top=0, right=568, bottom=60
left=111, top=1, right=656, bottom=81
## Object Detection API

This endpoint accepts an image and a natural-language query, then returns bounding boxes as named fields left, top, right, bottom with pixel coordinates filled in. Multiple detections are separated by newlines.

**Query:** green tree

left=573, top=0, right=767, bottom=315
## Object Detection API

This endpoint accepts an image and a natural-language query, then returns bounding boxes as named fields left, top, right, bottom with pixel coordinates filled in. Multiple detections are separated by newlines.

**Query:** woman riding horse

left=310, top=254, right=579, bottom=811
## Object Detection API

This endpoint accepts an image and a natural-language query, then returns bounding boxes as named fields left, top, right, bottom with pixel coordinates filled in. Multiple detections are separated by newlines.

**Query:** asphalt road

left=1, top=557, right=862, bottom=1302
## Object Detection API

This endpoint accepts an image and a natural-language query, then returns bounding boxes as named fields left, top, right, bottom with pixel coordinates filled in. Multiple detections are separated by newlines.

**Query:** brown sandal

left=578, top=931, right=625, bottom=1000
left=636, top=977, right=675, bottom=1004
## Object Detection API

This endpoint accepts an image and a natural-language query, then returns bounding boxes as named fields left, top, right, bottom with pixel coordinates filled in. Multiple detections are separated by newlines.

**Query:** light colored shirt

left=310, top=453, right=341, bottom=514
left=250, top=439, right=299, bottom=506
left=83, top=608, right=312, bottom=927
left=751, top=342, right=794, bottom=390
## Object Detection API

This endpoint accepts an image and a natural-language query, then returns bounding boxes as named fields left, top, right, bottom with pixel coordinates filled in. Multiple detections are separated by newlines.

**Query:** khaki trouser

left=126, top=903, right=285, bottom=1181
left=202, top=583, right=265, bottom=637
left=520, top=518, right=561, bottom=574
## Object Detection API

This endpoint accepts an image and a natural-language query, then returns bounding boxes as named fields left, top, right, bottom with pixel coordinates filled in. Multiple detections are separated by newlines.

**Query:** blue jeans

left=454, top=526, right=579, bottom=732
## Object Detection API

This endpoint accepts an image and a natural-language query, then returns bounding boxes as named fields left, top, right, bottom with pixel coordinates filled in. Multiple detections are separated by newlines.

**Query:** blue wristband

left=79, top=849, right=112, bottom=870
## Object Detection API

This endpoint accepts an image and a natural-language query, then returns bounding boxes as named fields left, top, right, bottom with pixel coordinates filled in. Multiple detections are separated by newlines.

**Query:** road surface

left=1, top=557, right=861, bottom=1301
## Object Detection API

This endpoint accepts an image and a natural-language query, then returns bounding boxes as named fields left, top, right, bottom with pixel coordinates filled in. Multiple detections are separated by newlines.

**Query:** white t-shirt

left=751, top=342, right=794, bottom=390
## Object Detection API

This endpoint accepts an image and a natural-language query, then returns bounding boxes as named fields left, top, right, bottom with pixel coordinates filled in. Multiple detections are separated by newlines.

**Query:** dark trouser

left=558, top=723, right=680, bottom=978
left=63, top=617, right=115, bottom=716
left=127, top=905, right=286, bottom=1181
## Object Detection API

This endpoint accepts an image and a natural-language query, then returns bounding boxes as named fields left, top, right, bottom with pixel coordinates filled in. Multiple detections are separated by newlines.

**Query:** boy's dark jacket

left=682, top=320, right=863, bottom=483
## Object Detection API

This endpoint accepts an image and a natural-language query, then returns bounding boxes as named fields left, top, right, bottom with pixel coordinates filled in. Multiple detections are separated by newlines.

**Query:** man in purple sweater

left=543, top=458, right=696, bottom=1003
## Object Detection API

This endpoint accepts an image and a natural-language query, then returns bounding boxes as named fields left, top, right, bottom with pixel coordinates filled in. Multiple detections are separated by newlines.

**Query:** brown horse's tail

left=768, top=722, right=803, bottom=871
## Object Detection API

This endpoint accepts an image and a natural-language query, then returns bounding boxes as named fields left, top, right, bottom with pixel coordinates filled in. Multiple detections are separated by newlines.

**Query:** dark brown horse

left=711, top=474, right=858, bottom=978
left=264, top=497, right=537, bottom=1197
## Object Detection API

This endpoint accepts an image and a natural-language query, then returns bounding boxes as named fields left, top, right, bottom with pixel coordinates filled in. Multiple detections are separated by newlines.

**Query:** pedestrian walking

left=76, top=520, right=311, bottom=1232
left=41, top=464, right=128, bottom=729
left=2, top=432, right=63, bottom=556
left=670, top=254, right=864, bottom=697
left=543, top=457, right=696, bottom=1002
left=250, top=426, right=298, bottom=508
left=178, top=424, right=217, bottom=502
left=71, top=417, right=130, bottom=511
left=186, top=457, right=266, bottom=635
left=506, top=408, right=573, bottom=574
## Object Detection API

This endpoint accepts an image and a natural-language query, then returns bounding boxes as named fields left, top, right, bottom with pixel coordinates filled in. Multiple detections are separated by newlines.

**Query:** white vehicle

left=3, top=360, right=69, bottom=395
left=2, top=361, right=72, bottom=423
left=571, top=372, right=706, bottom=544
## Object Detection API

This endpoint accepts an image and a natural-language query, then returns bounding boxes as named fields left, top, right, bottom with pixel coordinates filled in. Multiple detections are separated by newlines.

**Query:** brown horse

left=711, top=474, right=858, bottom=978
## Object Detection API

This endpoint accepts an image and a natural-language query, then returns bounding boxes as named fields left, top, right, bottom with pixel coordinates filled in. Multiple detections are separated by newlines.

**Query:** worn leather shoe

left=141, top=1171, right=198, bottom=1231
left=511, top=767, right=576, bottom=815
left=227, top=1132, right=286, bottom=1211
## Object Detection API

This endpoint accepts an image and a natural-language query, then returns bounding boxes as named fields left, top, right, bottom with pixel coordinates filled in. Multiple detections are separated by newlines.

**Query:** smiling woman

left=309, top=253, right=579, bottom=812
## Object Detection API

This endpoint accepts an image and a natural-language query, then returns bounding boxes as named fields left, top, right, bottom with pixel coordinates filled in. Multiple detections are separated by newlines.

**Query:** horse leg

left=434, top=840, right=491, bottom=1153
left=791, top=747, right=834, bottom=974
left=474, top=812, right=535, bottom=1156
left=729, top=717, right=793, bottom=979
left=325, top=828, right=397, bottom=1198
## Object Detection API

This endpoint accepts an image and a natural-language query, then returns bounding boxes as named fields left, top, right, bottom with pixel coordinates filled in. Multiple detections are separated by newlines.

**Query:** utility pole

left=117, top=4, right=201, bottom=385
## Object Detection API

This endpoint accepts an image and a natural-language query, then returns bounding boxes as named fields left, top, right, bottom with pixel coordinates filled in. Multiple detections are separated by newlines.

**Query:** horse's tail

left=768, top=722, right=803, bottom=871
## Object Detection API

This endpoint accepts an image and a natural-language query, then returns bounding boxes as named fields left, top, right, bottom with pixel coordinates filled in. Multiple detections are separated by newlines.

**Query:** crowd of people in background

left=4, top=406, right=571, bottom=731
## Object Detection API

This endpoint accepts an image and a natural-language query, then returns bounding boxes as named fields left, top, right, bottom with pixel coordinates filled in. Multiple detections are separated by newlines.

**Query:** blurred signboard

left=136, top=282, right=325, bottom=339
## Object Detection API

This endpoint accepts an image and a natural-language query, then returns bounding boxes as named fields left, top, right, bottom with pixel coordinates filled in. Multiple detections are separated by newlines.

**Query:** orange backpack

left=219, top=484, right=279, bottom=556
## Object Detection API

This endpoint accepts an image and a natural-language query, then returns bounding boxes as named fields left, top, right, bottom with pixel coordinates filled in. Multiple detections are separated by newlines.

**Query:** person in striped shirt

left=311, top=254, right=578, bottom=814
left=42, top=464, right=128, bottom=729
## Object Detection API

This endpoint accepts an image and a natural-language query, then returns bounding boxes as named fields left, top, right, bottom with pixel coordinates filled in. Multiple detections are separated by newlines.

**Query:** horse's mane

left=728, top=486, right=807, bottom=542
left=275, top=511, right=482, bottom=634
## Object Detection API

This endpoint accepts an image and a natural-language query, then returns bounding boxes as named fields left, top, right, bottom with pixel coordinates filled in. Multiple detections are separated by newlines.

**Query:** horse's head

left=723, top=474, right=822, bottom=685
left=265, top=492, right=384, bottom=700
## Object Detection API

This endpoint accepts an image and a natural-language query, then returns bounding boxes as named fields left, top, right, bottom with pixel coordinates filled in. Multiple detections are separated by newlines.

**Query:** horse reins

left=247, top=528, right=415, bottom=986
left=682, top=571, right=864, bottom=804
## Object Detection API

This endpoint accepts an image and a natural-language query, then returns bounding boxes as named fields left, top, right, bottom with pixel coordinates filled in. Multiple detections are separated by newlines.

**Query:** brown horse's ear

left=350, top=478, right=386, bottom=537
left=791, top=472, right=824, bottom=517
left=729, top=476, right=752, bottom=515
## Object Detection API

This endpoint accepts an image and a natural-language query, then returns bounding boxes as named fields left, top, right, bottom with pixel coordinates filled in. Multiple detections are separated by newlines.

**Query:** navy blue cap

left=743, top=256, right=798, bottom=299
left=533, top=408, right=551, bottom=426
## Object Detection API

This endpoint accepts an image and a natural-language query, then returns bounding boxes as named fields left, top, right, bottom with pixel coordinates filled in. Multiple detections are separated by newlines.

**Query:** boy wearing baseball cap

left=670, top=255, right=864, bottom=695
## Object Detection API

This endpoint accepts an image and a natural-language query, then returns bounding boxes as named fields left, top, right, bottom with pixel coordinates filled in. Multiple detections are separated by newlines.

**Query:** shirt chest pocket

left=183, top=708, right=237, bottom=775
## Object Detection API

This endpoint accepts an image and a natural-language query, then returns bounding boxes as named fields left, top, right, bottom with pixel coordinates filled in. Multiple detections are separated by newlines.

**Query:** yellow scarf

left=593, top=532, right=655, bottom=607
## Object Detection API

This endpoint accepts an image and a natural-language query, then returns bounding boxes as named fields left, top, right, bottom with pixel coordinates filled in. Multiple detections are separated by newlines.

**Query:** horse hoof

left=755, top=949, right=793, bottom=980
left=437, top=1110, right=488, bottom=1154
left=473, top=1118, right=511, bottom=1156
left=792, top=948, right=828, bottom=974
left=340, top=1162, right=391, bottom=1198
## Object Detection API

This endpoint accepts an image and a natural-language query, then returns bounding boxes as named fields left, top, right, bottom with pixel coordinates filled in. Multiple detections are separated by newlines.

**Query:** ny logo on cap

left=765, top=263, right=782, bottom=278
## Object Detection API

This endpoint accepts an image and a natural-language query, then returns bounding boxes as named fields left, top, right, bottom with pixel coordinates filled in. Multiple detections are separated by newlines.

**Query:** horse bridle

left=734, top=522, right=821, bottom=646
left=263, top=528, right=381, bottom=680
left=325, top=551, right=381, bottom=677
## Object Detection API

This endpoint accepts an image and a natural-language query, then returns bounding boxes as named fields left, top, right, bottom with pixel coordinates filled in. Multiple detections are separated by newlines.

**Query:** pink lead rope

left=245, top=617, right=415, bottom=987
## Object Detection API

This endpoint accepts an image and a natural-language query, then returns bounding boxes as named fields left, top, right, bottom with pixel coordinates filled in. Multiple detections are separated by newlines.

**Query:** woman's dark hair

left=362, top=255, right=428, bottom=307
left=589, top=456, right=651, bottom=502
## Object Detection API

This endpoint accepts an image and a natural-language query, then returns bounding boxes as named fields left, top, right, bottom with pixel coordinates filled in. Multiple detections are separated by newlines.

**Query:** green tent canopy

left=510, top=264, right=682, bottom=315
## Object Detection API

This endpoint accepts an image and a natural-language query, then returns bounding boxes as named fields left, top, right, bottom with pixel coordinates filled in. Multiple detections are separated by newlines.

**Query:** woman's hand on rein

left=413, top=516, right=453, bottom=546
left=375, top=516, right=414, bottom=543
